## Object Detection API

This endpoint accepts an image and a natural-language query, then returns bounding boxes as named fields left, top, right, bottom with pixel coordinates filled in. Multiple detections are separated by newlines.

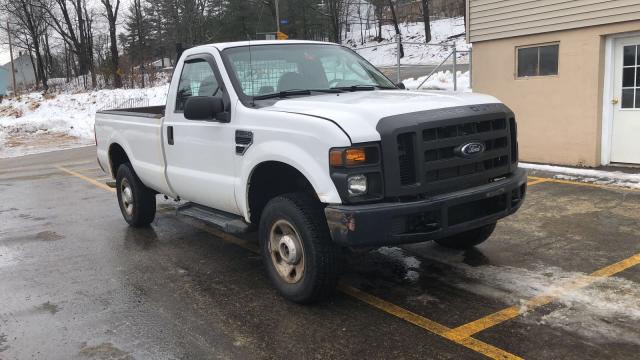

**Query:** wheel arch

left=246, top=160, right=318, bottom=224
left=108, top=142, right=130, bottom=178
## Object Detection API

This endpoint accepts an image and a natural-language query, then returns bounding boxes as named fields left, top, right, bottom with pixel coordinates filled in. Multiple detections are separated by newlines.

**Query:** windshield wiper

left=253, top=89, right=312, bottom=100
left=253, top=88, right=344, bottom=100
left=331, top=84, right=398, bottom=92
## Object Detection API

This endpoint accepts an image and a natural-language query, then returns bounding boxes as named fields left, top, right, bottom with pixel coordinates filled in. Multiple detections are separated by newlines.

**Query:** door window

left=175, top=59, right=222, bottom=111
left=621, top=45, right=640, bottom=109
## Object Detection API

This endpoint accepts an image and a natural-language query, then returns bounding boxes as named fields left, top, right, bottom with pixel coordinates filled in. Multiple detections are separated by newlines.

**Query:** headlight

left=347, top=174, right=367, bottom=196
left=329, top=143, right=383, bottom=203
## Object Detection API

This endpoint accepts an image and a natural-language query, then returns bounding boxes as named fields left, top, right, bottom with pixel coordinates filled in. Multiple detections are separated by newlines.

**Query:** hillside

left=345, top=17, right=469, bottom=67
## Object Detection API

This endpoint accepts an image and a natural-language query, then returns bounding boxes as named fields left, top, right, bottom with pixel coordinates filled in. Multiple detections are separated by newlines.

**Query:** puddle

left=79, top=342, right=133, bottom=360
left=36, top=231, right=64, bottom=241
left=36, top=301, right=60, bottom=315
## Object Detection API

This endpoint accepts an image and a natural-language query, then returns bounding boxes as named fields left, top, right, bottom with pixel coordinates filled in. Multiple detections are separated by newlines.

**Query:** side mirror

left=184, top=96, right=226, bottom=121
left=396, top=82, right=406, bottom=89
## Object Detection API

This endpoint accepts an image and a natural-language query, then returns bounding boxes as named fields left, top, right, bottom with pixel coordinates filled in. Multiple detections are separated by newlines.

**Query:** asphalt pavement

left=1, top=146, right=639, bottom=359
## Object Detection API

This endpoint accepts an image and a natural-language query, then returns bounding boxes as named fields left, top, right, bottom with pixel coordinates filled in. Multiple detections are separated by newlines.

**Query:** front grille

left=394, top=116, right=515, bottom=195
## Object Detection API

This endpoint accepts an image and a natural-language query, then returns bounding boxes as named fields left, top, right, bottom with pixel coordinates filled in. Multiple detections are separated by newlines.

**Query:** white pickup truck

left=96, top=40, right=527, bottom=303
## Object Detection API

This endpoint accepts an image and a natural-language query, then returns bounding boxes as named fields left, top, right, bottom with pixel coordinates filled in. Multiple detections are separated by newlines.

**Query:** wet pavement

left=1, top=146, right=639, bottom=360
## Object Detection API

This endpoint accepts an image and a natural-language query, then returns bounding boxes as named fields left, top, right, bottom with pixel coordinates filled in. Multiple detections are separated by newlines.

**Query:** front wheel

left=259, top=193, right=342, bottom=303
left=435, top=223, right=496, bottom=249
left=116, top=163, right=156, bottom=227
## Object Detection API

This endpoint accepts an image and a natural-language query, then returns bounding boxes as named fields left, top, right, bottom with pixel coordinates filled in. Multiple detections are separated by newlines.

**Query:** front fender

left=236, top=140, right=343, bottom=222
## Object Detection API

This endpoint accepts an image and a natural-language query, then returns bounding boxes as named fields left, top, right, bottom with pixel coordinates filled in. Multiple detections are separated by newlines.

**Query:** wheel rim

left=269, top=219, right=305, bottom=284
left=120, top=178, right=134, bottom=216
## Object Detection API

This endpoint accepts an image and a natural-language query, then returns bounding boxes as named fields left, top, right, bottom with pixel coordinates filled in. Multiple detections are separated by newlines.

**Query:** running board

left=176, top=203, right=251, bottom=234
left=106, top=180, right=116, bottom=188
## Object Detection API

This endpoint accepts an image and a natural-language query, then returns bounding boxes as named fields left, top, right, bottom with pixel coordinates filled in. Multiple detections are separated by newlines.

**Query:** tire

left=116, top=163, right=156, bottom=227
left=435, top=222, right=497, bottom=249
left=259, top=193, right=342, bottom=303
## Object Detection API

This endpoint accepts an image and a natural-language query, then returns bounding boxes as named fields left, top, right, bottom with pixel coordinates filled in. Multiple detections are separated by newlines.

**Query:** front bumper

left=324, top=168, right=528, bottom=247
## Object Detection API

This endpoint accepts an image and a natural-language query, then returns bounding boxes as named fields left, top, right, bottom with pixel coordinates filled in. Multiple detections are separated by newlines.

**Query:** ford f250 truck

left=95, top=40, right=527, bottom=303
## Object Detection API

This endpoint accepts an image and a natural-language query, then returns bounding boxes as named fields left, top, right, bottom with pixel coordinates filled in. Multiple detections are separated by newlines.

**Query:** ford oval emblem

left=457, top=142, right=485, bottom=158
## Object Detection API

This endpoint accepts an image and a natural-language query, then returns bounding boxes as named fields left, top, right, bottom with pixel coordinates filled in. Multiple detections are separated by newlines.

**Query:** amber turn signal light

left=329, top=149, right=344, bottom=167
left=330, top=147, right=376, bottom=167
left=345, top=148, right=366, bottom=165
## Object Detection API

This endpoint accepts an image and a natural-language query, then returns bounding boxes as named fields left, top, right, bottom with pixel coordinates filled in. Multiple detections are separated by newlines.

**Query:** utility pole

left=275, top=0, right=280, bottom=33
left=7, top=21, right=18, bottom=97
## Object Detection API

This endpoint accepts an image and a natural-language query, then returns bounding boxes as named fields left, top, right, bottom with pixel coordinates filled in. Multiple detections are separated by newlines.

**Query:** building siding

left=471, top=20, right=640, bottom=166
left=468, top=0, right=640, bottom=42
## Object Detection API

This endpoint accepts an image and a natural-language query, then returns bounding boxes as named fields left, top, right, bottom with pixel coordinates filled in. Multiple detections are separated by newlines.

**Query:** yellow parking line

left=447, top=252, right=640, bottom=339
left=339, top=285, right=523, bottom=360
left=56, top=165, right=115, bottom=193
left=527, top=175, right=640, bottom=192
left=526, top=178, right=549, bottom=186
left=59, top=165, right=523, bottom=360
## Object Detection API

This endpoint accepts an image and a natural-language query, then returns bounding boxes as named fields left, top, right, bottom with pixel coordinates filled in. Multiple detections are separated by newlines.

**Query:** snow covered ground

left=402, top=70, right=470, bottom=91
left=346, top=17, right=469, bottom=67
left=521, top=162, right=640, bottom=190
left=0, top=84, right=168, bottom=158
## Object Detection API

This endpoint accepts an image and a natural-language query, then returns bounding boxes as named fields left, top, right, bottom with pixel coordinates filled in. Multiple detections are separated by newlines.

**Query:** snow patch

left=521, top=162, right=640, bottom=189
left=402, top=70, right=470, bottom=91
left=422, top=249, right=640, bottom=345
left=0, top=84, right=169, bottom=158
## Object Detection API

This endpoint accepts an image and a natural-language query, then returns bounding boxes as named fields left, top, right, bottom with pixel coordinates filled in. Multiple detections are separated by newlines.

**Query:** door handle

left=611, top=98, right=619, bottom=105
left=167, top=126, right=174, bottom=145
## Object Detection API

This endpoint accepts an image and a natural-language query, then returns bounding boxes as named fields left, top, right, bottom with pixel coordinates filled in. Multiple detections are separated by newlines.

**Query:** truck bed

left=97, top=105, right=165, bottom=119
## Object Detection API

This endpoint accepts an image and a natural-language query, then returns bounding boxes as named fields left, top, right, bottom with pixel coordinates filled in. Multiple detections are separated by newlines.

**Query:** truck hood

left=262, top=90, right=502, bottom=143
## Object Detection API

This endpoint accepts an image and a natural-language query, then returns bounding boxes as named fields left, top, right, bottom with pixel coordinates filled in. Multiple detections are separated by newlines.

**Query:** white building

left=1, top=52, right=36, bottom=90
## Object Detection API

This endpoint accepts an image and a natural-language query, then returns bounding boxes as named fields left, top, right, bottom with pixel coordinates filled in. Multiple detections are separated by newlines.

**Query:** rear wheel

left=435, top=222, right=496, bottom=249
left=259, top=193, right=342, bottom=303
left=116, top=163, right=156, bottom=227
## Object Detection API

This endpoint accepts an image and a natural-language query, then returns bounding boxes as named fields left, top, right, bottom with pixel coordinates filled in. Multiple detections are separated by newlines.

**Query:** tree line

left=0, top=0, right=464, bottom=92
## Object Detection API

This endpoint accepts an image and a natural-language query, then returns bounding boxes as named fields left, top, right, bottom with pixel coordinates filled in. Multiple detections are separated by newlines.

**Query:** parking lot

left=1, top=146, right=639, bottom=360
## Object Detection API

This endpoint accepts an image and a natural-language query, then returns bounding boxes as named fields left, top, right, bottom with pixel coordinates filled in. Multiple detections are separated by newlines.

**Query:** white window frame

left=620, top=45, right=639, bottom=110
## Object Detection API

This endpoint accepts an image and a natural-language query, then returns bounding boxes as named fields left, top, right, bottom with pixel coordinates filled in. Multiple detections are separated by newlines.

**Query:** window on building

left=517, top=44, right=559, bottom=77
left=621, top=45, right=640, bottom=109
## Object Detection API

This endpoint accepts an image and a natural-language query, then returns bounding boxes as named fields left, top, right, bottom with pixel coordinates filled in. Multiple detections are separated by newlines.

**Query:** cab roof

left=191, top=40, right=338, bottom=52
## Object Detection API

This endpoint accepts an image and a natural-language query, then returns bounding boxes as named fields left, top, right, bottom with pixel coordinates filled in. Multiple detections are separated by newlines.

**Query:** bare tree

left=44, top=0, right=93, bottom=86
left=387, top=0, right=403, bottom=57
left=83, top=2, right=97, bottom=88
left=369, top=0, right=384, bottom=41
left=100, top=0, right=122, bottom=88
left=420, top=0, right=431, bottom=43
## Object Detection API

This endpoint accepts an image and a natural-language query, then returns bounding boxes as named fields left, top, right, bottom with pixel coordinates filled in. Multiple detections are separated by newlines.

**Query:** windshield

left=221, top=44, right=396, bottom=99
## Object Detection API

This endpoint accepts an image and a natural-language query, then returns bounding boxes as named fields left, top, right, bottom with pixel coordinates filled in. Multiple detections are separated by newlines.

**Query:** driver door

left=163, top=54, right=239, bottom=214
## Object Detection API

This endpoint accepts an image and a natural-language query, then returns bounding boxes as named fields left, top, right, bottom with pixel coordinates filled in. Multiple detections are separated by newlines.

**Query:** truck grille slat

left=397, top=133, right=417, bottom=185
